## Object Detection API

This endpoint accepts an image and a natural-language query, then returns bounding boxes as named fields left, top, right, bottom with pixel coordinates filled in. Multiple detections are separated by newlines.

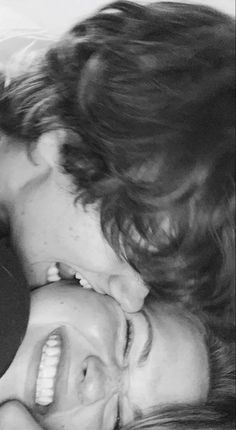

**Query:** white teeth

left=35, top=333, right=62, bottom=407
left=47, top=263, right=61, bottom=282
left=37, top=379, right=54, bottom=389
left=38, top=388, right=54, bottom=397
left=80, top=279, right=92, bottom=289
left=46, top=339, right=59, bottom=348
left=36, top=397, right=52, bottom=406
left=47, top=264, right=93, bottom=289
left=75, top=272, right=92, bottom=289
left=45, top=347, right=61, bottom=357
left=39, top=365, right=57, bottom=378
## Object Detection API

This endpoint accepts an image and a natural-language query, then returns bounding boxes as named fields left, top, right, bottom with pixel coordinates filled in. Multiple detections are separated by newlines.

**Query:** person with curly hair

left=0, top=1, right=234, bottom=428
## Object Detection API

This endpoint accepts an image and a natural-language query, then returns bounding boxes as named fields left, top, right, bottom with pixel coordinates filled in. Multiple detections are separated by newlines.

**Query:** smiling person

left=0, top=0, right=234, bottom=303
left=0, top=280, right=234, bottom=430
left=0, top=1, right=235, bottom=427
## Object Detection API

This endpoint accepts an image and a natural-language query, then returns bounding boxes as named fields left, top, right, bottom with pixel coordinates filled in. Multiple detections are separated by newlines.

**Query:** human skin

left=0, top=131, right=148, bottom=312
left=0, top=282, right=209, bottom=430
left=0, top=401, right=43, bottom=430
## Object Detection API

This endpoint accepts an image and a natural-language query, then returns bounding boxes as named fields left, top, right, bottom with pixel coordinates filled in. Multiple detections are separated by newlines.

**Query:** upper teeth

left=35, top=333, right=62, bottom=407
left=47, top=263, right=92, bottom=289
left=75, top=272, right=92, bottom=289
left=47, top=263, right=61, bottom=282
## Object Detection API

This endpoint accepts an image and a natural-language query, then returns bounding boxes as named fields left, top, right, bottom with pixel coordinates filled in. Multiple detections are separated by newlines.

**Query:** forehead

left=129, top=303, right=209, bottom=410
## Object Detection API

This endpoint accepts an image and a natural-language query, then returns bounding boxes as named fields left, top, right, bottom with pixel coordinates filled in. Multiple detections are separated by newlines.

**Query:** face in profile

left=0, top=282, right=209, bottom=430
left=9, top=131, right=148, bottom=312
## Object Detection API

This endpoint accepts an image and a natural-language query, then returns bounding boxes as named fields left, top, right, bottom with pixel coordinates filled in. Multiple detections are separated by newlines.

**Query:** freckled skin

left=1, top=131, right=148, bottom=311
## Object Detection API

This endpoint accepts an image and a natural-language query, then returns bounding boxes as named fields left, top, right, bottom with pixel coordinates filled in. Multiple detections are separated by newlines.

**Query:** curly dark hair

left=0, top=1, right=235, bottom=318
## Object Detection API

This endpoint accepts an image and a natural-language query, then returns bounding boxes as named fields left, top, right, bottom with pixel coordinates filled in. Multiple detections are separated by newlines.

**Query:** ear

left=31, top=130, right=65, bottom=168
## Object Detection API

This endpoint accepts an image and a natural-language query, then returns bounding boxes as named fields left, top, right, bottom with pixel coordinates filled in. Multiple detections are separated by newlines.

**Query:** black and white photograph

left=0, top=0, right=235, bottom=429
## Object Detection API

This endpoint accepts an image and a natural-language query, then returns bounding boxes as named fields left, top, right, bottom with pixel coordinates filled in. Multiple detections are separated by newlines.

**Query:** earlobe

left=31, top=130, right=64, bottom=168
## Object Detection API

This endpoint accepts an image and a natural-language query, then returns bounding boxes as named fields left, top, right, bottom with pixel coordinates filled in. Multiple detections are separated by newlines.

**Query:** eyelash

left=114, top=319, right=134, bottom=430
left=114, top=400, right=121, bottom=430
left=124, top=318, right=134, bottom=359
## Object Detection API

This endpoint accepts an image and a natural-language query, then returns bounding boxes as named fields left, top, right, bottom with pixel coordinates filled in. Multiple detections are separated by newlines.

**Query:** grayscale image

left=0, top=1, right=235, bottom=429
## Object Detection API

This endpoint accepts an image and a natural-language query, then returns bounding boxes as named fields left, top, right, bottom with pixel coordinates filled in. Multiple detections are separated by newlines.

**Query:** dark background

left=0, top=237, right=26, bottom=285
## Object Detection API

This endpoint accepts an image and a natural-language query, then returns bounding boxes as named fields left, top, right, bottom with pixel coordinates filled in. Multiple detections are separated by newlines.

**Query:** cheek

left=12, top=210, right=54, bottom=261
left=30, top=298, right=80, bottom=329
left=127, top=366, right=157, bottom=409
left=81, top=308, right=119, bottom=345
left=32, top=299, right=116, bottom=338
left=41, top=404, right=105, bottom=430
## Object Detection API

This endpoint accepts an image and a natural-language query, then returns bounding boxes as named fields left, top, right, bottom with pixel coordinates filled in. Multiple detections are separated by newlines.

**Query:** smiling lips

left=35, top=332, right=62, bottom=407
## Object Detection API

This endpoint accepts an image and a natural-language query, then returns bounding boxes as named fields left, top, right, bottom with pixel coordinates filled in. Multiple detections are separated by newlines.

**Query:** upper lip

left=27, top=260, right=87, bottom=288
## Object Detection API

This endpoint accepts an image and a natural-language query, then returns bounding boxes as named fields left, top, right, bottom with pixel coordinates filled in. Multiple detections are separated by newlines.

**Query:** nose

left=79, top=356, right=120, bottom=405
left=120, top=365, right=130, bottom=395
left=108, top=273, right=149, bottom=312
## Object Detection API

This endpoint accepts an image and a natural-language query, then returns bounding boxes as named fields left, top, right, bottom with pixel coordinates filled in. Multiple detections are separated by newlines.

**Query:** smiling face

left=3, top=132, right=148, bottom=312
left=0, top=282, right=209, bottom=430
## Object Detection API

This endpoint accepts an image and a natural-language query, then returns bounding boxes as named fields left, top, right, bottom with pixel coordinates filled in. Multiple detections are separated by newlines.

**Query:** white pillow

left=0, top=4, right=54, bottom=75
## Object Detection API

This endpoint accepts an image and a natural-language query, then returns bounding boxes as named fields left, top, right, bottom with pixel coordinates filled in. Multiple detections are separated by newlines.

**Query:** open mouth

left=46, top=262, right=92, bottom=290
left=35, top=330, right=62, bottom=408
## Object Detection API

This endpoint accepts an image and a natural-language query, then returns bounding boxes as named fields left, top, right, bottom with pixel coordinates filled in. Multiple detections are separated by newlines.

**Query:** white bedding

left=0, top=3, right=55, bottom=83
left=0, top=0, right=234, bottom=74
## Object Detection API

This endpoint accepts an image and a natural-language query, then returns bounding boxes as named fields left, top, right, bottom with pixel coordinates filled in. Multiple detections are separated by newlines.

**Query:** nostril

left=79, top=356, right=107, bottom=405
left=82, top=364, right=87, bottom=379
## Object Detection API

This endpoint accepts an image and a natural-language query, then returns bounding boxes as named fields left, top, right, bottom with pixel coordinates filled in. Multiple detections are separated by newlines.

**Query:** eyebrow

left=138, top=310, right=153, bottom=366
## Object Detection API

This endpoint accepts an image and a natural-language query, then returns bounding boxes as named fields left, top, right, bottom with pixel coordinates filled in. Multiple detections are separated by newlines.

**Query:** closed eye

left=124, top=318, right=134, bottom=360
left=113, top=400, right=121, bottom=430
